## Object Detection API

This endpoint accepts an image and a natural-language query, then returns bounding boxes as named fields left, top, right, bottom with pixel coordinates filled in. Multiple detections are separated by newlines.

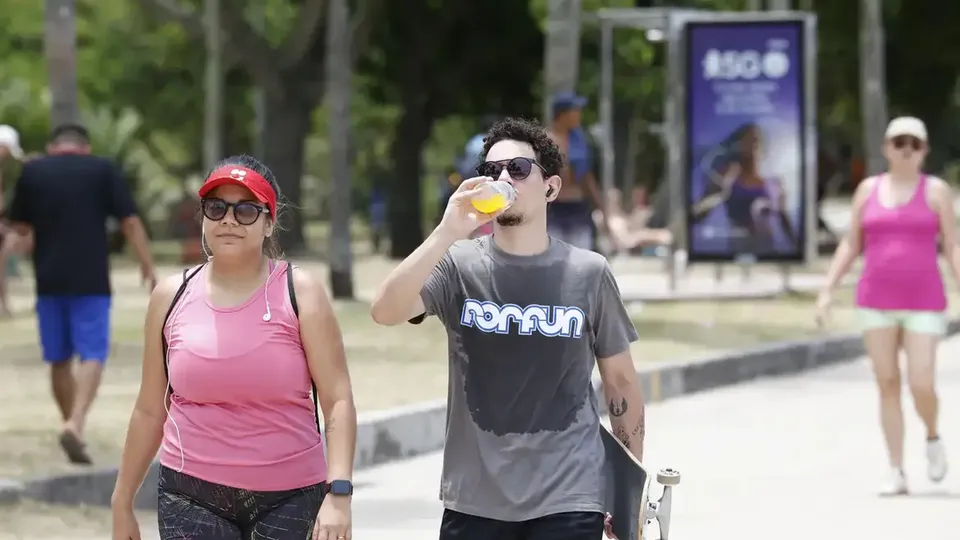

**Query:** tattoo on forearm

left=631, top=406, right=645, bottom=441
left=614, top=425, right=631, bottom=448
left=608, top=397, right=628, bottom=417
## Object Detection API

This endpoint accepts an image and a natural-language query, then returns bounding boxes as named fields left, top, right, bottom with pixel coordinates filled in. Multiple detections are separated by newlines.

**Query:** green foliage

left=4, top=0, right=960, bottom=239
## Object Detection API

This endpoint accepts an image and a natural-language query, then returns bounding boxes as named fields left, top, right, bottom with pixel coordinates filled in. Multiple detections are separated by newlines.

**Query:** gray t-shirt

left=416, top=236, right=639, bottom=521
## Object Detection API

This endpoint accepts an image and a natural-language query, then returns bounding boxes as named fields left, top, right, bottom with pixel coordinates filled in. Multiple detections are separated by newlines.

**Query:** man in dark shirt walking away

left=7, top=124, right=157, bottom=465
left=371, top=117, right=646, bottom=539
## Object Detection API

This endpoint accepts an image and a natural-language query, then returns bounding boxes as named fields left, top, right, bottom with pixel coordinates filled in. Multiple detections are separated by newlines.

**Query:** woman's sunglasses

left=201, top=198, right=270, bottom=226
left=476, top=157, right=548, bottom=181
left=891, top=135, right=924, bottom=151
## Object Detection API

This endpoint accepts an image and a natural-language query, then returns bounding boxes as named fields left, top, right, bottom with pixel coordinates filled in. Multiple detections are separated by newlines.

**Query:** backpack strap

left=161, top=264, right=206, bottom=385
left=286, top=263, right=323, bottom=436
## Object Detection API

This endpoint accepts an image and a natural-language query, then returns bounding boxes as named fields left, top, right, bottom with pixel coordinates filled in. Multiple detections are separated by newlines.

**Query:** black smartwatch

left=328, top=479, right=354, bottom=496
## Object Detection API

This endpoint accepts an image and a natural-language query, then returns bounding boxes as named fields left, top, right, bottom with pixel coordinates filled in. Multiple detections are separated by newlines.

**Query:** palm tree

left=44, top=0, right=79, bottom=127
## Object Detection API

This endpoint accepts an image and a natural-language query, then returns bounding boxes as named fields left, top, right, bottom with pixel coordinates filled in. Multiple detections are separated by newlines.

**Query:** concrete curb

left=4, top=320, right=959, bottom=509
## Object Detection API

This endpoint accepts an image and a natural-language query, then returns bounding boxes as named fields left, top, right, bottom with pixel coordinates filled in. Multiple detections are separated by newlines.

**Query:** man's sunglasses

left=476, top=157, right=548, bottom=181
left=201, top=198, right=270, bottom=226
left=891, top=135, right=924, bottom=151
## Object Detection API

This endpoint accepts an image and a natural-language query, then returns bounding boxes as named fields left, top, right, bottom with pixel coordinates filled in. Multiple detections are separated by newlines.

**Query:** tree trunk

left=325, top=0, right=354, bottom=299
left=387, top=104, right=432, bottom=259
left=859, top=0, right=889, bottom=176
left=44, top=0, right=78, bottom=127
left=203, top=0, right=224, bottom=170
left=542, top=0, right=582, bottom=123
left=263, top=93, right=312, bottom=253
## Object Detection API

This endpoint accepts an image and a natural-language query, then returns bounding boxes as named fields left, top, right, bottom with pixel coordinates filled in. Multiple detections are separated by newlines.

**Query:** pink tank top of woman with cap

left=856, top=175, right=946, bottom=312
left=160, top=261, right=327, bottom=491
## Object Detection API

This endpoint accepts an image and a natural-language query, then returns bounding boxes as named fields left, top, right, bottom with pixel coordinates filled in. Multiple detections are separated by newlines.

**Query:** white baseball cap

left=0, top=124, right=24, bottom=159
left=885, top=116, right=928, bottom=142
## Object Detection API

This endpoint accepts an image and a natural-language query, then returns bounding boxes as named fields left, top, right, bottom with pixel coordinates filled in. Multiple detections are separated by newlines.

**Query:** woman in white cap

left=0, top=124, right=25, bottom=317
left=818, top=116, right=953, bottom=495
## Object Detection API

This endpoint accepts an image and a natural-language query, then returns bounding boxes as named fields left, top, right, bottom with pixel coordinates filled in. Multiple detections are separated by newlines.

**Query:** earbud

left=546, top=187, right=555, bottom=198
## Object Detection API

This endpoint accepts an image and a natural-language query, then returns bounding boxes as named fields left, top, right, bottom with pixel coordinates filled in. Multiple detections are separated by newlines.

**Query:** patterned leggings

left=157, top=466, right=326, bottom=540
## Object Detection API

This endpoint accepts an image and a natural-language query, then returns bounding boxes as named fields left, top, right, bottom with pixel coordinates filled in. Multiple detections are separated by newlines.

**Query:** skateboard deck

left=601, top=424, right=650, bottom=540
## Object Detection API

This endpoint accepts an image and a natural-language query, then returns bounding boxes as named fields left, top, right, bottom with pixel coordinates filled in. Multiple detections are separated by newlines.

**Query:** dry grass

left=0, top=501, right=156, bottom=540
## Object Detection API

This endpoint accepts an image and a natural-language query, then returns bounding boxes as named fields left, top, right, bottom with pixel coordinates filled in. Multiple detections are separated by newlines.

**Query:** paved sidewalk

left=348, top=335, right=960, bottom=539
left=7, top=335, right=960, bottom=539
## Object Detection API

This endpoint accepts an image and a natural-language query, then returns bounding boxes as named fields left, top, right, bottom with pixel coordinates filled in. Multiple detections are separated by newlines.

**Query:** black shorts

left=440, top=509, right=604, bottom=540
left=157, top=466, right=326, bottom=540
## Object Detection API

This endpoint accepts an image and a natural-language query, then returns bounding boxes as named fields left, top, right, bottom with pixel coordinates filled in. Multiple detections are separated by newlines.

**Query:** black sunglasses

left=477, top=157, right=548, bottom=181
left=201, top=198, right=270, bottom=226
left=891, top=135, right=924, bottom=151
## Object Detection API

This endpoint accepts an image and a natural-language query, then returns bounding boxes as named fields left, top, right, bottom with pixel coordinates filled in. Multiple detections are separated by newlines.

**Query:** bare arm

left=295, top=269, right=357, bottom=482
left=111, top=274, right=181, bottom=509
left=369, top=227, right=457, bottom=326
left=821, top=177, right=873, bottom=293
left=599, top=350, right=645, bottom=461
left=120, top=216, right=155, bottom=271
left=929, top=178, right=960, bottom=288
left=583, top=172, right=607, bottom=221
left=592, top=261, right=643, bottom=458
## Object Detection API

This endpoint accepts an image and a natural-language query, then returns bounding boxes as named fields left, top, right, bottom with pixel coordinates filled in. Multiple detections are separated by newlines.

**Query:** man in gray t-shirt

left=371, top=117, right=646, bottom=540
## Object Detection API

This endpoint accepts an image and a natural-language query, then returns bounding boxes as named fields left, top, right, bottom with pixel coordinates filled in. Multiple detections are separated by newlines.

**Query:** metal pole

left=600, top=20, right=615, bottom=208
left=804, top=14, right=819, bottom=264
left=665, top=13, right=684, bottom=293
left=203, top=0, right=224, bottom=170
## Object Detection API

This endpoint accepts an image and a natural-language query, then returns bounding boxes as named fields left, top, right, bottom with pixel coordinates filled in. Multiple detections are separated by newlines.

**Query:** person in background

left=111, top=155, right=356, bottom=540
left=6, top=124, right=157, bottom=465
left=817, top=116, right=950, bottom=495
left=0, top=124, right=25, bottom=317
left=595, top=189, right=672, bottom=255
left=548, top=92, right=611, bottom=251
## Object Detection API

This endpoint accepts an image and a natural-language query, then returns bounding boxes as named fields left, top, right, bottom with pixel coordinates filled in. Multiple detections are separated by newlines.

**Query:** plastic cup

left=471, top=182, right=516, bottom=214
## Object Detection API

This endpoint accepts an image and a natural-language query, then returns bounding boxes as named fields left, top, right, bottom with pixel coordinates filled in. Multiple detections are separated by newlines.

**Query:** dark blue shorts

left=547, top=201, right=595, bottom=250
left=35, top=295, right=111, bottom=363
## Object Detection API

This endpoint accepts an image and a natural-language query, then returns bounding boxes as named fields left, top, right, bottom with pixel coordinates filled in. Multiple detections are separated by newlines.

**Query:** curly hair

left=479, top=117, right=565, bottom=177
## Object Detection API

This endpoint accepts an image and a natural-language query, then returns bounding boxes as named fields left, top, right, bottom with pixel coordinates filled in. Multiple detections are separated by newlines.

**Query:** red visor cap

left=198, top=165, right=277, bottom=218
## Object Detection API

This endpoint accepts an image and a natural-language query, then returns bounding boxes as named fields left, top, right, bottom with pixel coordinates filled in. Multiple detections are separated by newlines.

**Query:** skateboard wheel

left=657, top=468, right=681, bottom=485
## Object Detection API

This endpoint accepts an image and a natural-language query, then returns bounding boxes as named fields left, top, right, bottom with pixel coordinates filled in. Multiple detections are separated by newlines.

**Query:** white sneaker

left=927, top=438, right=948, bottom=483
left=879, top=468, right=908, bottom=496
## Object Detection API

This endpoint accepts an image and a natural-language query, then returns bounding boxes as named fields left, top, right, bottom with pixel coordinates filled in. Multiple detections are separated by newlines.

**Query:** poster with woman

left=684, top=20, right=809, bottom=262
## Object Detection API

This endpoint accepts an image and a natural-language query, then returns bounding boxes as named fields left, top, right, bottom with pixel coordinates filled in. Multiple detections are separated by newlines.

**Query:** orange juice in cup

left=471, top=182, right=516, bottom=214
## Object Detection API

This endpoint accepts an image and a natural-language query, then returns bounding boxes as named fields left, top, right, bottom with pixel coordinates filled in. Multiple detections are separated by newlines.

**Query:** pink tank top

left=856, top=175, right=946, bottom=311
left=160, top=261, right=327, bottom=491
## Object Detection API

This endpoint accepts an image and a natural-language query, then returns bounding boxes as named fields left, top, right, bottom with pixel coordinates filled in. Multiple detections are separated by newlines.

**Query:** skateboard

left=601, top=424, right=681, bottom=540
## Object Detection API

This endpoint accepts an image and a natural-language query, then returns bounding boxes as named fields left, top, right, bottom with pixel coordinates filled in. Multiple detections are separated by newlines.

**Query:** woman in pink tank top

left=818, top=117, right=953, bottom=495
left=111, top=156, right=357, bottom=540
